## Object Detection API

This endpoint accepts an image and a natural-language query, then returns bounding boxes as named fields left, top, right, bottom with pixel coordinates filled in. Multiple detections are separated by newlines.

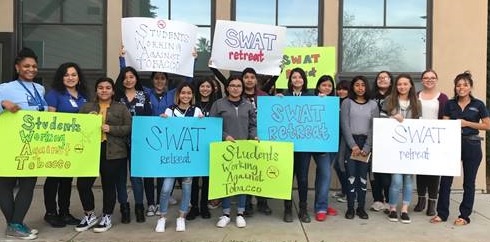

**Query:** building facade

left=0, top=0, right=488, bottom=190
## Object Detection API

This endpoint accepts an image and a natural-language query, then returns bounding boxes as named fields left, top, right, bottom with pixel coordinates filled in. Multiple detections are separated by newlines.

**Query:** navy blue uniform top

left=45, top=89, right=87, bottom=113
left=443, top=97, right=489, bottom=136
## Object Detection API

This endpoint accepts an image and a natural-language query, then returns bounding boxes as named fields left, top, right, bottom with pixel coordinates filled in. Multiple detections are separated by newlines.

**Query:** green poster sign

left=0, top=110, right=102, bottom=177
left=276, top=46, right=336, bottom=89
left=209, top=140, right=294, bottom=200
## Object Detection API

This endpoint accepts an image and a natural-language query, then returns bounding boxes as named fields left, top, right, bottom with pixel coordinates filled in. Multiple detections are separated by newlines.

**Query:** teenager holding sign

left=187, top=77, right=218, bottom=220
left=414, top=70, right=448, bottom=216
left=0, top=48, right=46, bottom=240
left=382, top=74, right=421, bottom=224
left=341, top=76, right=379, bottom=220
left=210, top=75, right=257, bottom=228
left=76, top=77, right=132, bottom=233
left=155, top=82, right=203, bottom=232
left=43, top=62, right=88, bottom=228
left=431, top=71, right=490, bottom=226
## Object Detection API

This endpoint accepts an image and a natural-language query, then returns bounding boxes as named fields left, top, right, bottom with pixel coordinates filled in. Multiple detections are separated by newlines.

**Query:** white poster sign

left=373, top=118, right=461, bottom=176
left=209, top=20, right=287, bottom=75
left=121, top=17, right=197, bottom=77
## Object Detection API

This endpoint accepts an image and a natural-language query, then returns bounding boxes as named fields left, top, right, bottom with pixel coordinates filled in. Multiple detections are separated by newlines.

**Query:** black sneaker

left=244, top=203, right=254, bottom=217
left=400, top=212, right=411, bottom=224
left=60, top=213, right=81, bottom=225
left=356, top=208, right=369, bottom=219
left=186, top=207, right=199, bottom=220
left=75, top=213, right=98, bottom=232
left=298, top=209, right=311, bottom=223
left=93, top=214, right=112, bottom=233
left=44, top=213, right=66, bottom=228
left=345, top=208, right=355, bottom=219
left=387, top=211, right=398, bottom=222
left=200, top=208, right=211, bottom=219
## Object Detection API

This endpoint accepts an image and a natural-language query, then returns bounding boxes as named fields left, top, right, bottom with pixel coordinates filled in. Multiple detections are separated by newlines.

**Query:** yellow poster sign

left=276, top=46, right=336, bottom=89
left=208, top=140, right=294, bottom=200
left=0, top=110, right=101, bottom=177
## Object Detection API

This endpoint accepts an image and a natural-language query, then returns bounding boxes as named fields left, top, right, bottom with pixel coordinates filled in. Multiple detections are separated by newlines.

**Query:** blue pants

left=436, top=138, right=481, bottom=222
left=159, top=177, right=192, bottom=215
left=389, top=174, right=413, bottom=207
left=222, top=195, right=246, bottom=215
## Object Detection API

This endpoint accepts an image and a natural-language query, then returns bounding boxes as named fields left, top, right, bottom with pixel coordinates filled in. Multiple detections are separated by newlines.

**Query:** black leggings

left=416, top=175, right=440, bottom=199
left=77, top=142, right=126, bottom=214
left=190, top=177, right=209, bottom=209
left=44, top=177, right=74, bottom=214
left=0, top=177, right=36, bottom=224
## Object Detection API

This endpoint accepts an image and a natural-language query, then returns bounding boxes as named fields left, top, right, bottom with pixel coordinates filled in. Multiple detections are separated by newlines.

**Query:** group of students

left=0, top=47, right=488, bottom=240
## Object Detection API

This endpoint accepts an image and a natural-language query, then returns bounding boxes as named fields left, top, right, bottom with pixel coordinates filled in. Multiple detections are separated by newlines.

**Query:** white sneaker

left=155, top=204, right=161, bottom=216
left=75, top=213, right=98, bottom=232
left=155, top=217, right=166, bottom=233
left=216, top=215, right=231, bottom=228
left=147, top=205, right=156, bottom=217
left=169, top=196, right=178, bottom=205
left=176, top=217, right=186, bottom=232
left=236, top=215, right=246, bottom=228
left=93, top=214, right=112, bottom=233
left=370, top=201, right=385, bottom=211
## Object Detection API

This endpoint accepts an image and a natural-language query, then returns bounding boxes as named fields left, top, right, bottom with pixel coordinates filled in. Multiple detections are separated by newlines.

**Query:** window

left=124, top=0, right=212, bottom=72
left=233, top=0, right=321, bottom=47
left=341, top=0, right=429, bottom=73
left=18, top=0, right=105, bottom=70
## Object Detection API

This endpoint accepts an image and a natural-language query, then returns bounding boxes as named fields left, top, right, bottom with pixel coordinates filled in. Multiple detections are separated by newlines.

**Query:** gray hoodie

left=210, top=97, right=257, bottom=140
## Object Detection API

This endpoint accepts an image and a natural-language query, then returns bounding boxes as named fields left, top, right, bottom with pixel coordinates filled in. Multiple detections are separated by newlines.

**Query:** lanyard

left=17, top=80, right=45, bottom=111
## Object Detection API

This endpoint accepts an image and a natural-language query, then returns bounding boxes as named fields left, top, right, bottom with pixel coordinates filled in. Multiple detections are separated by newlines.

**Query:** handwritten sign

left=276, top=47, right=336, bottom=89
left=0, top=111, right=101, bottom=177
left=208, top=140, right=293, bottom=199
left=372, top=118, right=461, bottom=176
left=122, top=17, right=198, bottom=77
left=131, top=116, right=222, bottom=177
left=257, top=96, right=339, bottom=152
left=209, top=20, right=287, bottom=75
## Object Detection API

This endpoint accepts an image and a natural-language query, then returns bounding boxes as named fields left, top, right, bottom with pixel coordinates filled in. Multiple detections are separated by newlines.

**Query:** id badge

left=69, top=99, right=78, bottom=108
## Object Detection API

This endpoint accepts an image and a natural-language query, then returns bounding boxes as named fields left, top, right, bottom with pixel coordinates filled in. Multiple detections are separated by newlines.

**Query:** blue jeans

left=389, top=174, right=413, bottom=206
left=222, top=195, right=246, bottom=215
left=294, top=152, right=333, bottom=211
left=130, top=177, right=144, bottom=205
left=346, top=135, right=369, bottom=209
left=312, top=152, right=333, bottom=213
left=159, top=177, right=192, bottom=215
left=437, top=138, right=482, bottom=222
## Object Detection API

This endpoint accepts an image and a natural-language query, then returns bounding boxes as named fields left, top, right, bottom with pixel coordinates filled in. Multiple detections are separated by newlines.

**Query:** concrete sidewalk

left=1, top=188, right=489, bottom=242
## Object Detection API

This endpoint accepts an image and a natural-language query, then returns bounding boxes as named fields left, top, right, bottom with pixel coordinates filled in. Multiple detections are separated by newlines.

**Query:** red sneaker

left=327, top=207, right=338, bottom=216
left=315, top=212, right=327, bottom=221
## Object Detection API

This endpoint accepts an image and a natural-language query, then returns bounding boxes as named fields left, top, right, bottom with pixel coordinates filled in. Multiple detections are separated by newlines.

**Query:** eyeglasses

left=422, top=77, right=437, bottom=81
left=377, top=76, right=390, bottom=80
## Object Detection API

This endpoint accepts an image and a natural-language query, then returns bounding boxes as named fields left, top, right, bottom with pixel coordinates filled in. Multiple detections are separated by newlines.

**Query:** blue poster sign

left=257, top=96, right=339, bottom=152
left=131, top=116, right=222, bottom=177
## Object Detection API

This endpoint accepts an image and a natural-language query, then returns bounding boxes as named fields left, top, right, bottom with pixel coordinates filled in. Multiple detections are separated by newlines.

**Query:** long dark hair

left=194, top=76, right=217, bottom=105
left=348, top=75, right=371, bottom=100
left=51, top=62, right=88, bottom=98
left=287, top=67, right=308, bottom=93
left=314, top=75, right=335, bottom=96
left=115, top=66, right=144, bottom=100
left=371, top=70, right=393, bottom=99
